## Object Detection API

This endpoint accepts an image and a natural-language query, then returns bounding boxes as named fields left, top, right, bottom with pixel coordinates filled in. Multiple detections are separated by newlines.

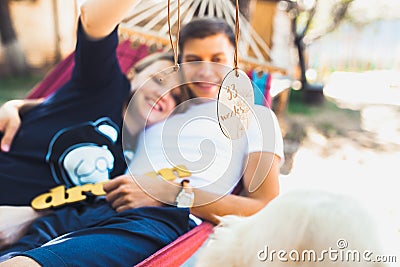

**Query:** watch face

left=176, top=191, right=194, bottom=208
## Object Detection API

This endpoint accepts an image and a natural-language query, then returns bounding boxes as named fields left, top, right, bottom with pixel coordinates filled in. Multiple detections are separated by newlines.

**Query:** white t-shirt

left=128, top=100, right=284, bottom=196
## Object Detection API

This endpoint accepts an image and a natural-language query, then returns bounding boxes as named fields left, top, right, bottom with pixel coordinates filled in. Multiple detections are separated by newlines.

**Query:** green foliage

left=287, top=90, right=316, bottom=115
left=286, top=88, right=361, bottom=138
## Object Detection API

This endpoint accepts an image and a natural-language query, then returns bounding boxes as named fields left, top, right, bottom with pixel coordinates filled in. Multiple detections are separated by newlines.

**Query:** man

left=106, top=17, right=284, bottom=223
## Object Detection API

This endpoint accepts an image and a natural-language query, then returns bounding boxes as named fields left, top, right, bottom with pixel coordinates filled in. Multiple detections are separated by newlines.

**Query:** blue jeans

left=0, top=199, right=194, bottom=267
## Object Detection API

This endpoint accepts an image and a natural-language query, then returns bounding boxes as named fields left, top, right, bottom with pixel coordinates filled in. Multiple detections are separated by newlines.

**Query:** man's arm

left=104, top=152, right=281, bottom=224
left=0, top=0, right=142, bottom=152
left=72, top=0, right=141, bottom=92
left=190, top=152, right=280, bottom=224
left=0, top=99, right=44, bottom=152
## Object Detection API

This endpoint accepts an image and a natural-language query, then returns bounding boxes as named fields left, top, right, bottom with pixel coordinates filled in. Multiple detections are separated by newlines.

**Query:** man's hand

left=0, top=100, right=23, bottom=152
left=0, top=98, right=43, bottom=152
left=103, top=175, right=162, bottom=212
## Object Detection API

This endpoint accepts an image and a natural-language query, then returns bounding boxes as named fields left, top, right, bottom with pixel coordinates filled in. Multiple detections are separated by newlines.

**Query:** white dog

left=196, top=190, right=386, bottom=267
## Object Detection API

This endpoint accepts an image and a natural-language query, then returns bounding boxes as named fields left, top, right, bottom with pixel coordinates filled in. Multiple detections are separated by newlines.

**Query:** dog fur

left=195, top=190, right=386, bottom=267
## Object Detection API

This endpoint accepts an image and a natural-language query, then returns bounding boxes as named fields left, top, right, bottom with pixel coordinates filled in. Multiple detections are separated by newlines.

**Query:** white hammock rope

left=120, top=0, right=286, bottom=73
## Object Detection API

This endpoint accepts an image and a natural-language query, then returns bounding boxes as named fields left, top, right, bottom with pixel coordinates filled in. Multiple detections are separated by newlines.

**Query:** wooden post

left=0, top=0, right=29, bottom=75
left=249, top=0, right=277, bottom=59
left=52, top=0, right=61, bottom=62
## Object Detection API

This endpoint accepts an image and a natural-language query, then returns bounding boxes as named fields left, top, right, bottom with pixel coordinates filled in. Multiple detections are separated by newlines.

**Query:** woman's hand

left=103, top=175, right=163, bottom=212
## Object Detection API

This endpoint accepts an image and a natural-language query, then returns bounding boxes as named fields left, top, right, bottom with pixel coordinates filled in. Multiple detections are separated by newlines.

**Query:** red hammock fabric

left=136, top=221, right=214, bottom=267
left=26, top=40, right=149, bottom=99
left=24, top=40, right=216, bottom=266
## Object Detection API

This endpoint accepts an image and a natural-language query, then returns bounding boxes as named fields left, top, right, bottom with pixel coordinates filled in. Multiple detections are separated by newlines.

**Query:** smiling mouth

left=193, top=82, right=219, bottom=90
left=145, top=97, right=164, bottom=112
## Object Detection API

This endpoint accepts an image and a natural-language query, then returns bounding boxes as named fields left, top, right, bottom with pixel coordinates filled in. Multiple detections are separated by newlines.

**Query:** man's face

left=181, top=33, right=235, bottom=99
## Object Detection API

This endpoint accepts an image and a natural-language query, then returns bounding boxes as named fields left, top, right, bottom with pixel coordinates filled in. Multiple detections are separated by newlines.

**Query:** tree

left=0, top=0, right=29, bottom=75
left=281, top=0, right=354, bottom=103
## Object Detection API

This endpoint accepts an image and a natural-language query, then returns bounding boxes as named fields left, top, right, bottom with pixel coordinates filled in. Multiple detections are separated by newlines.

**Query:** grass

left=287, top=89, right=359, bottom=118
left=287, top=89, right=331, bottom=115
left=285, top=88, right=362, bottom=139
left=0, top=73, right=44, bottom=105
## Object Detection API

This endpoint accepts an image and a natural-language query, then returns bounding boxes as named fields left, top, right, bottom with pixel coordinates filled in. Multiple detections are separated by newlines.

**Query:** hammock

left=25, top=40, right=217, bottom=266
left=136, top=221, right=214, bottom=267
left=26, top=40, right=149, bottom=99
left=117, top=0, right=281, bottom=110
left=119, top=0, right=286, bottom=74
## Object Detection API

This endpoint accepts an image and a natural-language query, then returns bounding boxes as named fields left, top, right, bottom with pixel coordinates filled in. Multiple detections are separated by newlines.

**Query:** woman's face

left=126, top=60, right=182, bottom=128
left=181, top=33, right=235, bottom=99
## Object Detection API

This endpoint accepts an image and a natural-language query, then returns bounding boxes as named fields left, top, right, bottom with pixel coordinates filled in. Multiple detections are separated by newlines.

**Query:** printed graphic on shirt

left=46, top=118, right=120, bottom=187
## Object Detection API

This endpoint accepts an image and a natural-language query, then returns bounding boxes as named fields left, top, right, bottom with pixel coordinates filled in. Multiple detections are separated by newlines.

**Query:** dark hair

left=124, top=52, right=191, bottom=112
left=178, top=17, right=235, bottom=56
left=133, top=52, right=175, bottom=73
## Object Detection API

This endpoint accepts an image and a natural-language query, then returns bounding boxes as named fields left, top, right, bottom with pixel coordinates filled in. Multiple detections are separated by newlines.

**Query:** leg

left=0, top=206, right=51, bottom=250
left=10, top=206, right=191, bottom=267
left=0, top=200, right=116, bottom=261
left=0, top=256, right=41, bottom=267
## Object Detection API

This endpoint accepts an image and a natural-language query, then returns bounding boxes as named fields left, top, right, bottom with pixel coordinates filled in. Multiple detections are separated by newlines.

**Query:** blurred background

left=1, top=0, right=399, bottom=261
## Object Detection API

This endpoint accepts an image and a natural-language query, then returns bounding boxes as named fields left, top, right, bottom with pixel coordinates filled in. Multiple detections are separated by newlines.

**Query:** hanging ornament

left=167, top=0, right=181, bottom=71
left=217, top=0, right=254, bottom=140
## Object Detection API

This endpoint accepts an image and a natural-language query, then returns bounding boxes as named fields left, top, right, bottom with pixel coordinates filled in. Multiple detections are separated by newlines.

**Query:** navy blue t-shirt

left=0, top=22, right=131, bottom=205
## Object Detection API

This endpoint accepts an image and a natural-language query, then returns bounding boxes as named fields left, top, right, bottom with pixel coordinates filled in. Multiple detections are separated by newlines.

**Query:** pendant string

left=168, top=0, right=181, bottom=69
left=234, top=0, right=240, bottom=76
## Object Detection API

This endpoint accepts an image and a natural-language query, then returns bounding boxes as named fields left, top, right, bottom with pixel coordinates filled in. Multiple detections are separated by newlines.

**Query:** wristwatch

left=175, top=179, right=194, bottom=208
